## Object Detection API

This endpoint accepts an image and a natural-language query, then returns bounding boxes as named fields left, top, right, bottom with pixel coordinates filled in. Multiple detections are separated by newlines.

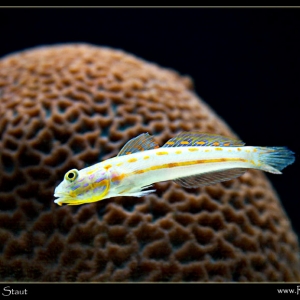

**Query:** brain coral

left=0, top=44, right=299, bottom=282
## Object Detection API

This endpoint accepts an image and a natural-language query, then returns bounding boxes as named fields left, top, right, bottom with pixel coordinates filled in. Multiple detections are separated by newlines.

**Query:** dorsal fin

left=174, top=168, right=246, bottom=188
left=117, top=133, right=159, bottom=156
left=162, top=132, right=245, bottom=148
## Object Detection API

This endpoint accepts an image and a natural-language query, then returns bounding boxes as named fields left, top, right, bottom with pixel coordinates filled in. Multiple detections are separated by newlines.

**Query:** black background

left=0, top=7, right=299, bottom=238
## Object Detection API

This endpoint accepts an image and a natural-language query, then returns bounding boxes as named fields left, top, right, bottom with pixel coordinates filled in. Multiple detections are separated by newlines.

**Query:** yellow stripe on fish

left=54, top=132, right=295, bottom=206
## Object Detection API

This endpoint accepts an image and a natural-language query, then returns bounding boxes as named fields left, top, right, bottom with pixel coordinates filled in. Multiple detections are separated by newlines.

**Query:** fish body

left=54, top=132, right=295, bottom=206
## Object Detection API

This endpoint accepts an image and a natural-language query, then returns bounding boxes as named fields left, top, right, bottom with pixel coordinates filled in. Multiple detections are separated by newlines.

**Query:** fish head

left=54, top=167, right=110, bottom=206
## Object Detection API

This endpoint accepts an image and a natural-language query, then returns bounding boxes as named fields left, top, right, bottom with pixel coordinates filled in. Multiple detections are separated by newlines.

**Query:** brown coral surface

left=0, top=44, right=299, bottom=282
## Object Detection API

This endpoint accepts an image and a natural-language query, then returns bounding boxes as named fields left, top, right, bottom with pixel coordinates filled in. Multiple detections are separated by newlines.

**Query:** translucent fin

left=255, top=146, right=295, bottom=174
left=118, top=133, right=159, bottom=156
left=174, top=168, right=246, bottom=188
left=162, top=132, right=245, bottom=148
left=127, top=189, right=156, bottom=197
left=117, top=184, right=155, bottom=197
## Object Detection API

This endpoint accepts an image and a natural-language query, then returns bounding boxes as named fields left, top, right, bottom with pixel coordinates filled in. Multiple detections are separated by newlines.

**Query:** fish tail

left=254, top=146, right=295, bottom=174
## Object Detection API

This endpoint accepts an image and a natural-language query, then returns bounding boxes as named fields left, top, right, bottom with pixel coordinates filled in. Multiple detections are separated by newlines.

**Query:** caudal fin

left=256, top=146, right=295, bottom=174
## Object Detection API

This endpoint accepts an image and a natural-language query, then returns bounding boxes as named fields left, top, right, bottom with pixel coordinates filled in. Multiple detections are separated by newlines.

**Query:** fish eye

left=65, top=169, right=79, bottom=182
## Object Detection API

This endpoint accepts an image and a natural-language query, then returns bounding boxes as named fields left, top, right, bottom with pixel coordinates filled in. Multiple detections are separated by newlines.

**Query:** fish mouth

left=54, top=192, right=87, bottom=206
left=54, top=192, right=75, bottom=206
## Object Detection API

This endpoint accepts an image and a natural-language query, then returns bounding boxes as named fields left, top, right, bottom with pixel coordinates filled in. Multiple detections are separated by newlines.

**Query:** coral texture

left=0, top=44, right=299, bottom=281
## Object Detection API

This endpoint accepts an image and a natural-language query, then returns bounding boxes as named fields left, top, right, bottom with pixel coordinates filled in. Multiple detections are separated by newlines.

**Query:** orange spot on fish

left=188, top=148, right=198, bottom=152
left=223, top=142, right=230, bottom=146
left=204, top=149, right=210, bottom=152
left=253, top=148, right=257, bottom=152
left=128, top=158, right=137, bottom=163
left=180, top=141, right=189, bottom=145
left=237, top=148, right=241, bottom=151
left=196, top=141, right=206, bottom=145
left=215, top=147, right=223, bottom=151
left=111, top=173, right=125, bottom=182
left=144, top=155, right=150, bottom=159
left=95, top=179, right=108, bottom=187
left=166, top=141, right=175, bottom=145
left=150, top=166, right=159, bottom=171
left=154, top=145, right=160, bottom=149
left=175, top=150, right=182, bottom=154
left=116, top=162, right=123, bottom=167
left=197, top=158, right=241, bottom=164
left=126, top=152, right=132, bottom=155
left=104, top=164, right=112, bottom=170
left=168, top=162, right=179, bottom=168
left=212, top=142, right=220, bottom=146
left=86, top=169, right=96, bottom=175
left=156, top=151, right=168, bottom=155
left=134, top=169, right=145, bottom=174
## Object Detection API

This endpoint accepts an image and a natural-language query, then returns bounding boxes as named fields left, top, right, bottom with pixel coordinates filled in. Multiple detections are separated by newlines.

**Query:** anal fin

left=174, top=168, right=247, bottom=188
